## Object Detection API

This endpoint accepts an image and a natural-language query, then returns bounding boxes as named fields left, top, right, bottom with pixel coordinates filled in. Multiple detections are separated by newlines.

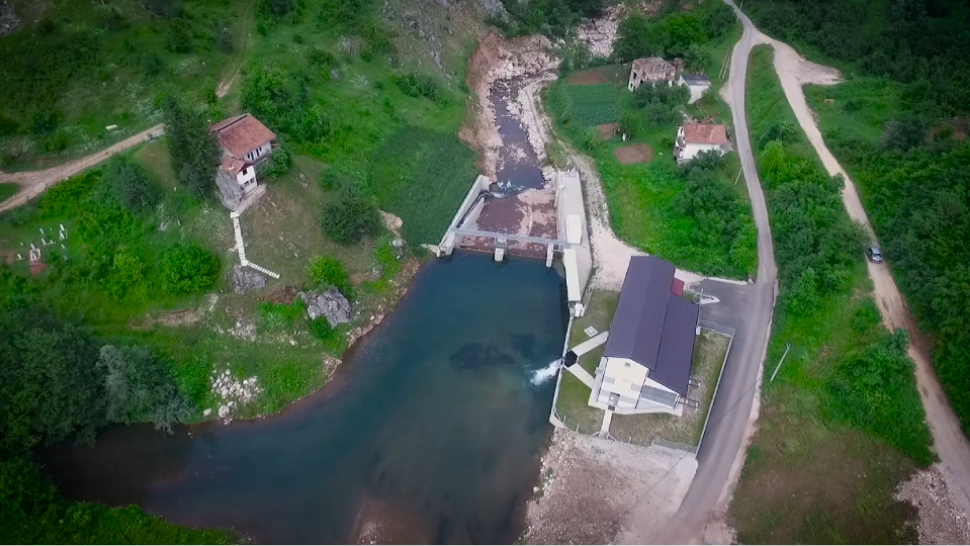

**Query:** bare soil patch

left=525, top=429, right=697, bottom=545
left=613, top=143, right=653, bottom=164
left=567, top=68, right=608, bottom=85
left=597, top=122, right=617, bottom=140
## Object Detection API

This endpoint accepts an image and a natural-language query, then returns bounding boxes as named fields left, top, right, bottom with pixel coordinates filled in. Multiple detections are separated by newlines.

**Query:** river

left=39, top=252, right=568, bottom=544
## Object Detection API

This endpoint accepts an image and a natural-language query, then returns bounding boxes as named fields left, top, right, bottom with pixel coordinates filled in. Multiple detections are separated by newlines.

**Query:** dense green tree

left=161, top=97, right=219, bottom=202
left=613, top=2, right=734, bottom=62
left=321, top=182, right=380, bottom=244
left=97, top=346, right=191, bottom=432
left=104, top=156, right=160, bottom=213
left=0, top=300, right=104, bottom=454
left=158, top=243, right=220, bottom=296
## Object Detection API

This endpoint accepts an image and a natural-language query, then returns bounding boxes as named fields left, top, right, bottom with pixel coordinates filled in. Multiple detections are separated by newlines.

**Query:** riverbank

left=41, top=253, right=569, bottom=544
left=523, top=428, right=696, bottom=544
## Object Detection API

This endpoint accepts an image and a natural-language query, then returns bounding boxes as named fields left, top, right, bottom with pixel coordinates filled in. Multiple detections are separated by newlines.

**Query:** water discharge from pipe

left=530, top=359, right=562, bottom=385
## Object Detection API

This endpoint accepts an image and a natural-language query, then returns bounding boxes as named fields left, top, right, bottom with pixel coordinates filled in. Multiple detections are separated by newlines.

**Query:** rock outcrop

left=232, top=265, right=267, bottom=294
left=300, top=289, right=352, bottom=327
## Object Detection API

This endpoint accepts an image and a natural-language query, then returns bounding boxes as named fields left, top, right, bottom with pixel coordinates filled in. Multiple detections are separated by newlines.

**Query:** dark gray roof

left=681, top=73, right=711, bottom=86
left=652, top=296, right=699, bottom=395
left=603, top=256, right=698, bottom=395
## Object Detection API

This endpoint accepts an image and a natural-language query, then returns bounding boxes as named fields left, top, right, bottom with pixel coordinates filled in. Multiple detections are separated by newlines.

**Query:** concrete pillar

left=545, top=244, right=554, bottom=267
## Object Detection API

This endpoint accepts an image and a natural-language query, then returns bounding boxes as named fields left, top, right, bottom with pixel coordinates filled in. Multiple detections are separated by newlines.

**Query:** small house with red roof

left=674, top=123, right=731, bottom=163
left=210, top=114, right=276, bottom=196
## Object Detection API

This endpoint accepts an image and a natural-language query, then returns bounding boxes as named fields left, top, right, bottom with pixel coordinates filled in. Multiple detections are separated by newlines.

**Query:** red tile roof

left=219, top=157, right=251, bottom=177
left=210, top=114, right=276, bottom=158
left=682, top=124, right=728, bottom=145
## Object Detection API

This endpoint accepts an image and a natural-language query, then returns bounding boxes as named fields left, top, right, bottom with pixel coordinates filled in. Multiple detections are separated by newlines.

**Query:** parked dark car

left=867, top=246, right=883, bottom=263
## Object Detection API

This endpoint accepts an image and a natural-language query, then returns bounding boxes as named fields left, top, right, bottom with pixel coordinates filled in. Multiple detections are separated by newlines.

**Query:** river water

left=40, top=253, right=568, bottom=544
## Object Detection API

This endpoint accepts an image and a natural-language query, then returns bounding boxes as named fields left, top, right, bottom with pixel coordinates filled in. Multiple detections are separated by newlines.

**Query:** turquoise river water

left=40, top=252, right=568, bottom=544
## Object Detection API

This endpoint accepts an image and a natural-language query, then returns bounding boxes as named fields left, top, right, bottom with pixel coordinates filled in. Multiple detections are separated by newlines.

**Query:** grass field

left=0, top=182, right=17, bottom=204
left=727, top=45, right=931, bottom=544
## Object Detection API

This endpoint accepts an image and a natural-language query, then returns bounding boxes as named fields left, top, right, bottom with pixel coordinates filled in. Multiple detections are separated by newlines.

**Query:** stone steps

left=247, top=262, right=280, bottom=279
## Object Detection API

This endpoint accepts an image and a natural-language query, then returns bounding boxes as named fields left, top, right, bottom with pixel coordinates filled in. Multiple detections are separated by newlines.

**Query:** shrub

left=617, top=109, right=644, bottom=139
left=214, top=24, right=234, bottom=53
left=321, top=183, right=380, bottom=244
left=167, top=19, right=193, bottom=53
left=255, top=146, right=291, bottom=181
left=393, top=73, right=442, bottom=102
left=159, top=244, right=220, bottom=296
left=255, top=300, right=304, bottom=332
left=307, top=318, right=347, bottom=354
left=319, top=167, right=346, bottom=190
left=826, top=329, right=933, bottom=464
left=105, top=156, right=160, bottom=212
left=307, top=256, right=352, bottom=296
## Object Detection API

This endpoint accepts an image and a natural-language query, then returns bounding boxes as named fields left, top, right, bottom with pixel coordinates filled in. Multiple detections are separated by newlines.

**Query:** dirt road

left=759, top=27, right=970, bottom=525
left=0, top=124, right=164, bottom=213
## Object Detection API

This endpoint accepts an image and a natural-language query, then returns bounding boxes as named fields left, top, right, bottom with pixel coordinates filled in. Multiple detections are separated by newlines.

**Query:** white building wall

left=244, top=142, right=273, bottom=162
left=236, top=166, right=258, bottom=194
left=597, top=357, right=682, bottom=412
left=681, top=143, right=723, bottom=162
left=687, top=84, right=708, bottom=104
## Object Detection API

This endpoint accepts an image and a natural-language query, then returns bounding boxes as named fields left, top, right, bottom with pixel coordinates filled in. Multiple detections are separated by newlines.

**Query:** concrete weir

left=436, top=169, right=592, bottom=315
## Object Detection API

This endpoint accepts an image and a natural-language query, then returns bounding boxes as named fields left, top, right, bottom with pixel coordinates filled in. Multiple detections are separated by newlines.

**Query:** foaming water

left=530, top=359, right=562, bottom=385
left=40, top=253, right=568, bottom=544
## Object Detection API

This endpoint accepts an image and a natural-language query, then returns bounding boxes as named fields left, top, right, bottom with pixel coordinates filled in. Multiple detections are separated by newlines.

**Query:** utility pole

left=770, top=343, right=792, bottom=382
left=734, top=167, right=743, bottom=185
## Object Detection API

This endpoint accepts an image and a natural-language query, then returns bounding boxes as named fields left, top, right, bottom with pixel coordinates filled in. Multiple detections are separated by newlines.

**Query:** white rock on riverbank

left=210, top=368, right=263, bottom=423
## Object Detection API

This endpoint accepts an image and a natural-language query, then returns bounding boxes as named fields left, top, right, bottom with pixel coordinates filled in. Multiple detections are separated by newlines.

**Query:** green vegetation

left=728, top=45, right=932, bottom=544
left=105, top=156, right=161, bottom=213
left=543, top=1, right=754, bottom=279
left=1, top=456, right=233, bottom=544
left=159, top=244, right=221, bottom=296
left=492, top=0, right=605, bottom=38
left=758, top=0, right=970, bottom=435
left=256, top=146, right=292, bottom=182
left=745, top=0, right=970, bottom=115
left=307, top=255, right=352, bottom=297
left=612, top=0, right=737, bottom=66
left=321, top=182, right=381, bottom=245
left=0, top=183, right=16, bottom=203
left=0, top=0, right=240, bottom=168
left=256, top=300, right=306, bottom=333
left=162, top=97, right=220, bottom=202
left=558, top=84, right=621, bottom=126
left=369, top=127, right=479, bottom=244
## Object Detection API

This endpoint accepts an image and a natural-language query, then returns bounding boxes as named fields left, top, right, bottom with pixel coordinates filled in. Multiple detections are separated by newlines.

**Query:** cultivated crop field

left=564, top=83, right=620, bottom=126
